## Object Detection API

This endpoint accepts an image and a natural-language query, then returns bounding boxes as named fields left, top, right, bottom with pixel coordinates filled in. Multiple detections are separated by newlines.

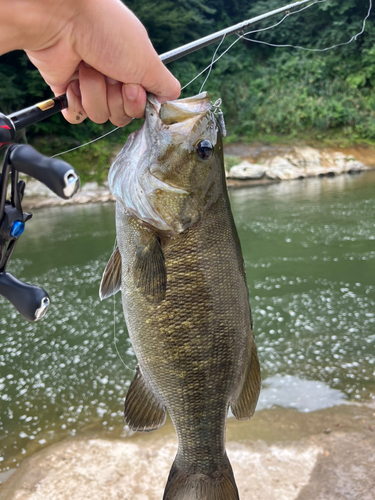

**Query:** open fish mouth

left=147, top=92, right=213, bottom=137
left=148, top=92, right=212, bottom=121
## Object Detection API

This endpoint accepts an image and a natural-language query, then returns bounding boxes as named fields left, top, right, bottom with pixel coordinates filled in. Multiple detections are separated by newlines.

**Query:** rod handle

left=0, top=113, right=16, bottom=147
left=10, top=144, right=80, bottom=199
left=9, top=95, right=68, bottom=132
left=0, top=272, right=50, bottom=322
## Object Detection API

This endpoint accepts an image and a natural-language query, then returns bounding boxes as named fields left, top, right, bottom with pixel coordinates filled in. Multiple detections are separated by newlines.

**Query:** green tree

left=0, top=0, right=374, bottom=148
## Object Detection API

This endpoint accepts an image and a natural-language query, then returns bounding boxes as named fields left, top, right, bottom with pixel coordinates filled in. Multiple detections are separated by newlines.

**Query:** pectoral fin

left=99, top=247, right=122, bottom=300
left=125, top=366, right=166, bottom=431
left=231, top=333, right=261, bottom=420
left=134, top=235, right=167, bottom=303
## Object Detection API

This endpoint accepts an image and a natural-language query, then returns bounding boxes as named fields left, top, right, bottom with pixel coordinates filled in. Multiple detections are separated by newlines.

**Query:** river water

left=0, top=171, right=374, bottom=478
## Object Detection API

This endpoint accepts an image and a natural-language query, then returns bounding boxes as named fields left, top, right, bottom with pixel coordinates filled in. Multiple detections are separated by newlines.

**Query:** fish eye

left=195, top=140, right=213, bottom=160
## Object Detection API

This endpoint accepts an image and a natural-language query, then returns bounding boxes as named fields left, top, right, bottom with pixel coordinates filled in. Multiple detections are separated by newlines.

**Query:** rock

left=1, top=437, right=322, bottom=500
left=228, top=161, right=266, bottom=180
left=2, top=405, right=375, bottom=500
left=345, top=159, right=368, bottom=173
left=331, top=152, right=347, bottom=169
left=81, top=182, right=99, bottom=192
left=24, top=180, right=59, bottom=198
left=265, top=157, right=305, bottom=180
left=286, top=147, right=322, bottom=169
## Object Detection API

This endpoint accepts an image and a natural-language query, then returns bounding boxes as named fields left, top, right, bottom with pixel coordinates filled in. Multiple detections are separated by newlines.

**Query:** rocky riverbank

left=18, top=144, right=375, bottom=209
left=1, top=404, right=374, bottom=500
left=225, top=144, right=371, bottom=181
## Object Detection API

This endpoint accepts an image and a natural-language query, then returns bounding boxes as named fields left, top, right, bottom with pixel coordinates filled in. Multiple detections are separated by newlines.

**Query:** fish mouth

left=147, top=92, right=212, bottom=133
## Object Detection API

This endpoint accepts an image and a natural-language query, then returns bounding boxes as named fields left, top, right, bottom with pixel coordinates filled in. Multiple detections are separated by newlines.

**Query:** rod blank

left=0, top=0, right=314, bottom=137
left=160, top=0, right=313, bottom=63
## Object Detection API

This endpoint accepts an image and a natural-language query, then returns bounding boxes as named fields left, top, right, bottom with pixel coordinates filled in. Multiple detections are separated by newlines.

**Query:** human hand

left=1, top=0, right=180, bottom=126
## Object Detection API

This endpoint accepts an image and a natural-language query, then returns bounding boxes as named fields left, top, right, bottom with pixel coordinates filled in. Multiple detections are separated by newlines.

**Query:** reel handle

left=0, top=272, right=50, bottom=322
left=10, top=144, right=80, bottom=199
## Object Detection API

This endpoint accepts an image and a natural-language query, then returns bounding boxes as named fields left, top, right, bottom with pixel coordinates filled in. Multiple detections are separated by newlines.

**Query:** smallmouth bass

left=100, top=92, right=261, bottom=500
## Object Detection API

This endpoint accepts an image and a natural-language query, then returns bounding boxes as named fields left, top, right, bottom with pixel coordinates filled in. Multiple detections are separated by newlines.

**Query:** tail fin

left=163, top=453, right=239, bottom=500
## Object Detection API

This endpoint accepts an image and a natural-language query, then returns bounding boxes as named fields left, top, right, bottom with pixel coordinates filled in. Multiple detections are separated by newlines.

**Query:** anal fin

left=125, top=366, right=166, bottom=431
left=231, top=333, right=261, bottom=420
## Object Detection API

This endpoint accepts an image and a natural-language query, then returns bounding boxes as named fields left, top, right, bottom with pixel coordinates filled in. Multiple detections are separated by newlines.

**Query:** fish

left=100, top=91, right=261, bottom=500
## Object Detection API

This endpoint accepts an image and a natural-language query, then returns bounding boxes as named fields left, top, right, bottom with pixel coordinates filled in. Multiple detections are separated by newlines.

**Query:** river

left=0, top=171, right=374, bottom=480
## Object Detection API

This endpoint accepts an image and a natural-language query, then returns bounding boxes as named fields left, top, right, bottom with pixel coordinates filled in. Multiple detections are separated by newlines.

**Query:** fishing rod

left=0, top=0, right=314, bottom=146
left=0, top=0, right=314, bottom=322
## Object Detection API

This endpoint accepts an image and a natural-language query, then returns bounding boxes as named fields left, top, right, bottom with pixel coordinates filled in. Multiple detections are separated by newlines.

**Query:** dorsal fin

left=99, top=247, right=122, bottom=300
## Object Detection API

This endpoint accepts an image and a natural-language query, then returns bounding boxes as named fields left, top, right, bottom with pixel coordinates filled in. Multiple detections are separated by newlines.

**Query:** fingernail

left=106, top=76, right=119, bottom=85
left=71, top=80, right=81, bottom=97
left=123, top=83, right=139, bottom=101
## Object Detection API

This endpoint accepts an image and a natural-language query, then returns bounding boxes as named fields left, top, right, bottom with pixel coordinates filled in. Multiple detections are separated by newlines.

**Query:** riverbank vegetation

left=0, top=0, right=374, bottom=180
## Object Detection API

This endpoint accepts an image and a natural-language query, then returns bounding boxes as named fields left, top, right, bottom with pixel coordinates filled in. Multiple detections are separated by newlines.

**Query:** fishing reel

left=0, top=136, right=80, bottom=322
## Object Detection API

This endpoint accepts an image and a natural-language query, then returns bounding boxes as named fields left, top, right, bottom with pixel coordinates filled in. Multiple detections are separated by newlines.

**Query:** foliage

left=0, top=0, right=374, bottom=153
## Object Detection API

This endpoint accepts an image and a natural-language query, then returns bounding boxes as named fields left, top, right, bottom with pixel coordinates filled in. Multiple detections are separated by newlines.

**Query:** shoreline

left=18, top=143, right=375, bottom=210
left=21, top=169, right=373, bottom=210
left=20, top=166, right=375, bottom=210
left=1, top=403, right=374, bottom=500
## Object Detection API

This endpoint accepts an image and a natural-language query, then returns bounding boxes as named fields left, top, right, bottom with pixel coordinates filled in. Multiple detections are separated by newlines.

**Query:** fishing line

left=51, top=126, right=120, bottom=158
left=51, top=0, right=372, bottom=152
left=52, top=0, right=372, bottom=153
left=199, top=34, right=226, bottom=93
left=185, top=0, right=371, bottom=91
left=241, top=0, right=372, bottom=53
left=181, top=0, right=327, bottom=90
left=54, top=0, right=327, bottom=153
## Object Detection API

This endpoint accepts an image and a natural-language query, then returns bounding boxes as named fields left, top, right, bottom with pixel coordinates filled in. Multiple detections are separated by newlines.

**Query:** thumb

left=139, top=53, right=181, bottom=103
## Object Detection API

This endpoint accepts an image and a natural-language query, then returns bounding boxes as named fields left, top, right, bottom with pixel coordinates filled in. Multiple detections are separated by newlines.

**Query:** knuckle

left=111, top=116, right=132, bottom=127
left=87, top=111, right=109, bottom=124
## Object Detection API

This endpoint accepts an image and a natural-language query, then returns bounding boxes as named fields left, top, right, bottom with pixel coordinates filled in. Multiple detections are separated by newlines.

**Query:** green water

left=0, top=172, right=374, bottom=476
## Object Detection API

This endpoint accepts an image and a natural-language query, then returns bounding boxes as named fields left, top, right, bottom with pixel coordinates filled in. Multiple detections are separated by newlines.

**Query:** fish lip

left=146, top=92, right=212, bottom=127
left=146, top=94, right=162, bottom=115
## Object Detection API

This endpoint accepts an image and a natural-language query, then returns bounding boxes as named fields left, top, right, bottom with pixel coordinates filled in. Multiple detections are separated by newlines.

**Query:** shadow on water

left=0, top=172, right=374, bottom=477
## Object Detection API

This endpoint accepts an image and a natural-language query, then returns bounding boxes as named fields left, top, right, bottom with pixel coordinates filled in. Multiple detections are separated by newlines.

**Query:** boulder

left=265, top=157, right=305, bottom=180
left=345, top=159, right=368, bottom=173
left=24, top=180, right=59, bottom=198
left=286, top=147, right=322, bottom=169
left=228, top=161, right=266, bottom=180
left=81, top=181, right=99, bottom=192
left=331, top=152, right=347, bottom=170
